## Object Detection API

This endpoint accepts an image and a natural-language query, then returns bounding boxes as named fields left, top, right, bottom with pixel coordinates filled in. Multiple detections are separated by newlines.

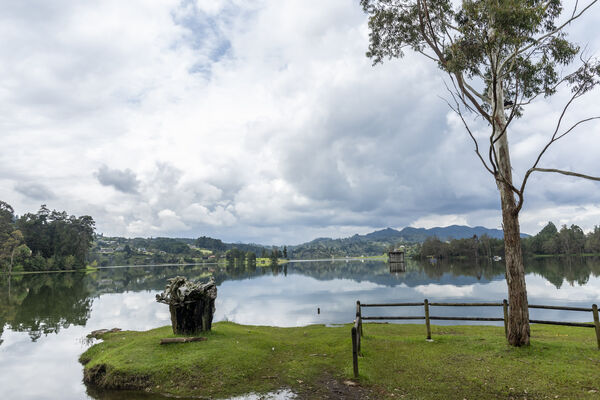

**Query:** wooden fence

left=350, top=299, right=600, bottom=377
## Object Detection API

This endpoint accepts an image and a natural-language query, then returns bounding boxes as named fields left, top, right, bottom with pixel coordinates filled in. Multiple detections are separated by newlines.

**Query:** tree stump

left=156, top=276, right=217, bottom=335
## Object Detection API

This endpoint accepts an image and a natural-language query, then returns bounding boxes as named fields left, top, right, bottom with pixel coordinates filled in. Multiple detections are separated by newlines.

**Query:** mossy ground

left=80, top=322, right=600, bottom=399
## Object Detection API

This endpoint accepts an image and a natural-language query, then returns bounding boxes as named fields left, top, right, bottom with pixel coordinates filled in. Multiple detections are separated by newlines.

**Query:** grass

left=80, top=322, right=600, bottom=399
left=85, top=264, right=99, bottom=273
left=256, top=257, right=289, bottom=266
left=529, top=253, right=600, bottom=258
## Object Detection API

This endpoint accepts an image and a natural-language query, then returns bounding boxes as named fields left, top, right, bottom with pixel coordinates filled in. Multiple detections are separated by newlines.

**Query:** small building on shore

left=388, top=247, right=406, bottom=273
left=388, top=248, right=405, bottom=263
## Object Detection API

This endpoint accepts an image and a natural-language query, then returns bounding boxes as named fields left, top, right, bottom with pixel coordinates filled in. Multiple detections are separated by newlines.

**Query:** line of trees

left=523, top=222, right=600, bottom=255
left=226, top=245, right=288, bottom=264
left=195, top=236, right=269, bottom=256
left=416, top=234, right=504, bottom=260
left=0, top=201, right=95, bottom=272
left=225, top=248, right=256, bottom=264
left=415, top=222, right=600, bottom=260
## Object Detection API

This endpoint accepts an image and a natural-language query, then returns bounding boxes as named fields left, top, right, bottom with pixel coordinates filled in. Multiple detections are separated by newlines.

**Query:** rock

left=159, top=337, right=207, bottom=344
left=87, top=328, right=121, bottom=339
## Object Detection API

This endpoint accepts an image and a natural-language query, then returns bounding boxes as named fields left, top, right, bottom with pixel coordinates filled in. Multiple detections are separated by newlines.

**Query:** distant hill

left=388, top=225, right=530, bottom=242
left=289, top=225, right=529, bottom=258
left=92, top=225, right=530, bottom=261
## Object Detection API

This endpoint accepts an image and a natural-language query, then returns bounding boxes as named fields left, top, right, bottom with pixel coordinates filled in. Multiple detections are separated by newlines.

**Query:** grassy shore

left=256, top=257, right=289, bottom=266
left=530, top=253, right=600, bottom=258
left=80, top=322, right=600, bottom=399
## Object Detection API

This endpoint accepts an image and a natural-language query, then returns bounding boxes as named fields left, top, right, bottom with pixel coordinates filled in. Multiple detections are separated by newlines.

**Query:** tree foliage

left=0, top=201, right=14, bottom=235
left=522, top=221, right=600, bottom=255
left=196, top=236, right=227, bottom=251
left=362, top=0, right=600, bottom=205
left=0, top=202, right=95, bottom=271
left=417, top=234, right=504, bottom=259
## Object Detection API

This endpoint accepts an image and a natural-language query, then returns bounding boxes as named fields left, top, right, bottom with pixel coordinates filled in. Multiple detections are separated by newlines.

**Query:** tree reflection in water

left=0, top=272, right=92, bottom=342
left=1, top=256, right=600, bottom=345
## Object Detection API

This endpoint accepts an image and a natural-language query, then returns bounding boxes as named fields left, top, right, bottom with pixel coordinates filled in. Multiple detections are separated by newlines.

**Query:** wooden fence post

left=355, top=301, right=362, bottom=354
left=592, top=304, right=600, bottom=350
left=503, top=299, right=508, bottom=339
left=356, top=300, right=363, bottom=337
left=355, top=321, right=361, bottom=355
left=424, top=299, right=431, bottom=340
left=351, top=326, right=359, bottom=377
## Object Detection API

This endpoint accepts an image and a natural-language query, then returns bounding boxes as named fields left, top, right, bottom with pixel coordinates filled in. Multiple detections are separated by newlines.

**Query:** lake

left=1, top=257, right=600, bottom=399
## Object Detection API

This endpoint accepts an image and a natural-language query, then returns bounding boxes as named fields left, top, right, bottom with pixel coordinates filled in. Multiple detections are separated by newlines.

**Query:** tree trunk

left=9, top=247, right=15, bottom=275
left=156, top=276, right=217, bottom=335
left=169, top=299, right=214, bottom=335
left=499, top=183, right=530, bottom=346
left=493, top=76, right=530, bottom=346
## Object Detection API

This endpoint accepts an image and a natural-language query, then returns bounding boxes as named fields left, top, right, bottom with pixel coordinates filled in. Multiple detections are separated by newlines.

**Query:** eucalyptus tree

left=0, top=201, right=14, bottom=236
left=361, top=0, right=600, bottom=345
left=1, top=230, right=28, bottom=275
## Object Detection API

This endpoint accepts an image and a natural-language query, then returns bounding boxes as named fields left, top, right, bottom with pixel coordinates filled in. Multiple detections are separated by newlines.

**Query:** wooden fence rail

left=350, top=299, right=600, bottom=378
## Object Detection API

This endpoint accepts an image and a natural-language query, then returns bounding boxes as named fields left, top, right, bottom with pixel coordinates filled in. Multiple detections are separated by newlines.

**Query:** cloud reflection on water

left=2, top=259, right=600, bottom=399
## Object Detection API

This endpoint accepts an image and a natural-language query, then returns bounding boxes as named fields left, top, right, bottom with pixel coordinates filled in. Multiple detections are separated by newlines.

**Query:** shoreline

left=80, top=321, right=600, bottom=399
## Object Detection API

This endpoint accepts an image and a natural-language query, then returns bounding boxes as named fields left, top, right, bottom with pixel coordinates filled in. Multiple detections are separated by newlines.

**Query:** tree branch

left=530, top=168, right=600, bottom=181
left=417, top=49, right=439, bottom=63
left=499, top=0, right=598, bottom=71
left=555, top=116, right=600, bottom=141
left=519, top=87, right=586, bottom=198
left=517, top=98, right=600, bottom=213
left=447, top=73, right=478, bottom=114
left=454, top=73, right=492, bottom=122
left=441, top=83, right=495, bottom=176
left=462, top=80, right=488, bottom=103
left=416, top=0, right=491, bottom=122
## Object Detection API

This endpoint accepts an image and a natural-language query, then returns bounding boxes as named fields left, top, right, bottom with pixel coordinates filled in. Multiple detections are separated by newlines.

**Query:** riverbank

left=80, top=322, right=600, bottom=399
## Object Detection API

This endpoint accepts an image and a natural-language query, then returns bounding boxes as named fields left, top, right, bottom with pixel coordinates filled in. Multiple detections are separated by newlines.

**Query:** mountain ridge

left=297, top=224, right=529, bottom=244
left=288, top=225, right=530, bottom=258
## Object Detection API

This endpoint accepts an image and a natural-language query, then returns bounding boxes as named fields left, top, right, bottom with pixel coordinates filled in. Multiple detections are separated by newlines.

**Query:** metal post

left=503, top=299, right=509, bottom=339
left=592, top=304, right=600, bottom=350
left=424, top=298, right=431, bottom=340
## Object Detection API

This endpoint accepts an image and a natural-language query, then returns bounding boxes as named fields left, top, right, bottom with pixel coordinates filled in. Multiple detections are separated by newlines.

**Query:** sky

left=1, top=0, right=599, bottom=246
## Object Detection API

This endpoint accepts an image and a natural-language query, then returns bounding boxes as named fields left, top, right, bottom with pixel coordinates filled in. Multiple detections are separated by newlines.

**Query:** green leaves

left=362, top=0, right=594, bottom=111
left=566, top=57, right=600, bottom=94
left=8, top=204, right=96, bottom=270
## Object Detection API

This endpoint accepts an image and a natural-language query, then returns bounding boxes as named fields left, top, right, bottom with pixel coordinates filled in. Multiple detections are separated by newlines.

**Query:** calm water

left=2, top=257, right=600, bottom=399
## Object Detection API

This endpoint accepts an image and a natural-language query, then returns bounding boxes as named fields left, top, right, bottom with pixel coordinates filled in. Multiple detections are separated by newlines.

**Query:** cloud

left=95, top=165, right=140, bottom=194
left=0, top=0, right=599, bottom=244
left=414, top=284, right=475, bottom=298
left=14, top=183, right=55, bottom=201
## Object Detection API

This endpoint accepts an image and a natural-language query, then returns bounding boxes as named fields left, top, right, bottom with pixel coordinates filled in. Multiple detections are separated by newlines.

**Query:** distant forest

left=286, top=225, right=517, bottom=259
left=3, top=197, right=600, bottom=272
left=0, top=201, right=95, bottom=272
left=416, top=222, right=600, bottom=259
left=89, top=235, right=284, bottom=267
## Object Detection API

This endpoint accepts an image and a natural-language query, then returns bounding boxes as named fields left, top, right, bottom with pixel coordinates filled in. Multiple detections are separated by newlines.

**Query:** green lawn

left=256, top=257, right=289, bottom=266
left=80, top=322, right=600, bottom=399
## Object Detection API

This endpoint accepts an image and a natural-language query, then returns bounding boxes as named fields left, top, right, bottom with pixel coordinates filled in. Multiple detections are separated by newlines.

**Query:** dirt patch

left=84, top=364, right=150, bottom=391
left=84, top=364, right=107, bottom=385
left=294, top=373, right=378, bottom=400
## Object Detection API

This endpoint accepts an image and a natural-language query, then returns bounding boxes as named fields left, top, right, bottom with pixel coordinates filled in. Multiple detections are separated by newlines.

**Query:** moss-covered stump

left=80, top=322, right=600, bottom=400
